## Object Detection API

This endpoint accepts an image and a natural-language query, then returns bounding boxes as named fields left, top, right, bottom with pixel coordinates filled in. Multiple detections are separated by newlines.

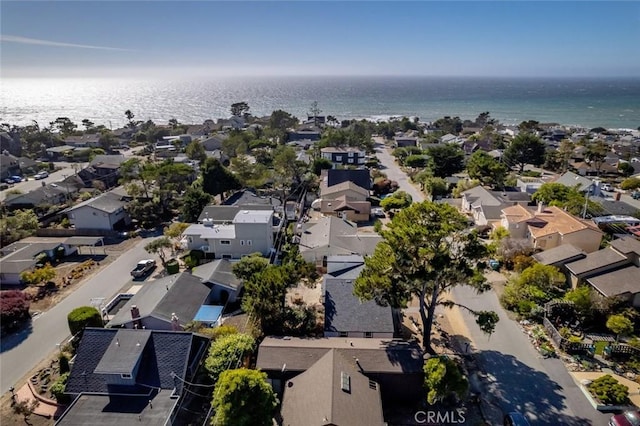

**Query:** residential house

left=222, top=189, right=283, bottom=210
left=216, top=116, right=245, bottom=130
left=182, top=209, right=274, bottom=259
left=321, top=147, right=366, bottom=168
left=65, top=191, right=130, bottom=231
left=58, top=328, right=209, bottom=426
left=45, top=145, right=76, bottom=161
left=0, top=132, right=21, bottom=157
left=197, top=204, right=276, bottom=224
left=439, top=133, right=462, bottom=144
left=201, top=134, right=228, bottom=151
left=393, top=136, right=418, bottom=148
left=192, top=259, right=243, bottom=304
left=3, top=179, right=84, bottom=211
left=280, top=349, right=385, bottom=426
left=0, top=241, right=76, bottom=286
left=517, top=177, right=547, bottom=195
left=500, top=204, right=603, bottom=253
left=323, top=276, right=397, bottom=338
left=552, top=171, right=596, bottom=194
left=297, top=216, right=382, bottom=265
left=322, top=168, right=371, bottom=191
left=0, top=152, right=35, bottom=180
left=106, top=272, right=215, bottom=330
left=289, top=125, right=322, bottom=142
left=256, top=336, right=423, bottom=403
left=565, top=237, right=640, bottom=307
left=79, top=155, right=127, bottom=188
left=63, top=134, right=101, bottom=148
left=461, top=186, right=531, bottom=227
left=319, top=179, right=371, bottom=222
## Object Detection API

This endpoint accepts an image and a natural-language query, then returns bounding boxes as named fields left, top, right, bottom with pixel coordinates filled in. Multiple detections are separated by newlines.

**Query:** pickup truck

left=131, top=259, right=156, bottom=278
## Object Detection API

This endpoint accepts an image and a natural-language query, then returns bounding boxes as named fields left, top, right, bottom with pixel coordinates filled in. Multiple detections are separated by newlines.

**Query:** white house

left=65, top=192, right=130, bottom=231
left=182, top=209, right=274, bottom=259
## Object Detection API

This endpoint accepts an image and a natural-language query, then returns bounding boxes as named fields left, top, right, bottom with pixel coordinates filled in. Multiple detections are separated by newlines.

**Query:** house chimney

left=131, top=305, right=140, bottom=319
left=537, top=202, right=544, bottom=214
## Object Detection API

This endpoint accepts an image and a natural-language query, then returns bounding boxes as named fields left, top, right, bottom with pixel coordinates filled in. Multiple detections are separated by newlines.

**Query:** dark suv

left=504, top=412, right=530, bottom=426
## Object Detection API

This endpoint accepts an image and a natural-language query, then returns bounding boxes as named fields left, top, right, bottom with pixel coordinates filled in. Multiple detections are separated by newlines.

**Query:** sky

left=1, top=1, right=640, bottom=78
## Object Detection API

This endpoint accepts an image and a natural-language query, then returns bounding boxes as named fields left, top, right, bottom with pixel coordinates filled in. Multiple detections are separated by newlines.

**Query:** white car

left=34, top=171, right=49, bottom=180
left=601, top=183, right=612, bottom=192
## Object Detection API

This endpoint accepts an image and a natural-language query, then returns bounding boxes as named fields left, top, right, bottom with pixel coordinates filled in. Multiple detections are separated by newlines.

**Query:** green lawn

left=594, top=341, right=609, bottom=355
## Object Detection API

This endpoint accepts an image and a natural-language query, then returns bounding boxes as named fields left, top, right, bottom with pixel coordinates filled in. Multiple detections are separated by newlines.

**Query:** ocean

left=1, top=76, right=639, bottom=130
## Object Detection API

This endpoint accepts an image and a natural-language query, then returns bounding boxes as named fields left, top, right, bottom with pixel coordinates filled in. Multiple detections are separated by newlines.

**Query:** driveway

left=0, top=236, right=160, bottom=394
left=376, top=139, right=611, bottom=425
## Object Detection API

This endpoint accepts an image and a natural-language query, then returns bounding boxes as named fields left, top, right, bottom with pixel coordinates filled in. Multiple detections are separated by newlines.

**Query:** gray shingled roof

left=256, top=337, right=423, bottom=374
left=610, top=237, right=640, bottom=256
left=324, top=169, right=371, bottom=190
left=323, top=277, right=394, bottom=335
left=280, top=349, right=385, bottom=426
left=196, top=204, right=273, bottom=223
left=66, top=191, right=126, bottom=214
left=587, top=265, right=640, bottom=297
left=299, top=216, right=382, bottom=259
left=192, top=259, right=241, bottom=290
left=532, top=244, right=586, bottom=266
left=65, top=328, right=200, bottom=395
left=94, top=329, right=152, bottom=375
left=107, top=272, right=211, bottom=328
left=554, top=171, right=594, bottom=192
left=565, top=248, right=628, bottom=276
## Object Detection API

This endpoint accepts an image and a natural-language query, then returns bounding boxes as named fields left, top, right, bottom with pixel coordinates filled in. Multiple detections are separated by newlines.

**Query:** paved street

left=374, top=138, right=611, bottom=425
left=0, top=164, right=85, bottom=202
left=0, top=237, right=159, bottom=394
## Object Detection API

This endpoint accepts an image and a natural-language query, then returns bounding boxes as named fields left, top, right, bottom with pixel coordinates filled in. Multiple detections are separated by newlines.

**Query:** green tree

left=501, top=263, right=566, bottom=313
left=210, top=368, right=277, bottom=426
left=231, top=155, right=269, bottom=188
left=420, top=177, right=448, bottom=198
left=606, top=314, right=634, bottom=343
left=268, top=109, right=298, bottom=143
left=312, top=157, right=333, bottom=175
left=181, top=186, right=212, bottom=223
left=67, top=306, right=103, bottom=336
left=50, top=117, right=77, bottom=136
left=466, top=150, right=508, bottom=188
left=618, top=162, right=635, bottom=177
left=164, top=222, right=189, bottom=242
left=405, top=154, right=429, bottom=168
left=205, top=333, right=256, bottom=383
left=585, top=140, right=608, bottom=177
left=185, top=140, right=206, bottom=162
left=354, top=202, right=498, bottom=353
left=230, top=101, right=250, bottom=118
left=621, top=178, right=640, bottom=190
left=232, top=253, right=270, bottom=281
left=81, top=118, right=95, bottom=132
left=125, top=109, right=136, bottom=128
left=201, top=157, right=241, bottom=198
left=380, top=190, right=413, bottom=211
left=423, top=356, right=468, bottom=405
left=432, top=116, right=463, bottom=134
left=242, top=265, right=296, bottom=334
left=503, top=133, right=546, bottom=173
left=144, top=237, right=172, bottom=266
left=425, top=144, right=465, bottom=178
left=0, top=209, right=39, bottom=246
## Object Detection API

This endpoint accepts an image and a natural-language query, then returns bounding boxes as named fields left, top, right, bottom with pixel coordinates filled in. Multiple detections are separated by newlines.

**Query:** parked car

left=372, top=207, right=386, bottom=218
left=131, top=259, right=156, bottom=278
left=4, top=175, right=22, bottom=184
left=34, top=171, right=49, bottom=180
left=631, top=191, right=640, bottom=200
left=601, top=183, right=612, bottom=192
left=504, top=412, right=530, bottom=426
left=610, top=410, right=640, bottom=426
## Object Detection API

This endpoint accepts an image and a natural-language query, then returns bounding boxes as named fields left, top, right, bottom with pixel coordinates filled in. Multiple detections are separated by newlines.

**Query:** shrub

left=50, top=372, right=70, bottom=404
left=423, top=356, right=468, bottom=405
left=621, top=178, right=640, bottom=191
left=588, top=375, right=630, bottom=405
left=67, top=306, right=102, bottom=336
left=205, top=333, right=256, bottom=384
left=517, top=300, right=535, bottom=315
left=0, top=290, right=31, bottom=328
left=373, top=220, right=382, bottom=233
left=184, top=255, right=198, bottom=269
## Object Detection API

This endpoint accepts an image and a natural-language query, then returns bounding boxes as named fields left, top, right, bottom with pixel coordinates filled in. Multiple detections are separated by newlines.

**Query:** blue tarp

left=193, top=305, right=224, bottom=325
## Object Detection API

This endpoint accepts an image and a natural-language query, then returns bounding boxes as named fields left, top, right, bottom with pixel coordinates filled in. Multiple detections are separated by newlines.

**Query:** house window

left=188, top=237, right=193, bottom=243
left=347, top=159, right=353, bottom=163
left=369, top=380, right=378, bottom=390
left=247, top=240, right=252, bottom=246
left=339, top=331, right=348, bottom=337
left=348, top=151, right=354, bottom=157
left=240, top=240, right=245, bottom=246
left=121, top=373, right=132, bottom=379
left=220, top=240, right=230, bottom=245
left=364, top=332, right=373, bottom=338
left=222, top=254, right=232, bottom=259
left=335, top=156, right=342, bottom=162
